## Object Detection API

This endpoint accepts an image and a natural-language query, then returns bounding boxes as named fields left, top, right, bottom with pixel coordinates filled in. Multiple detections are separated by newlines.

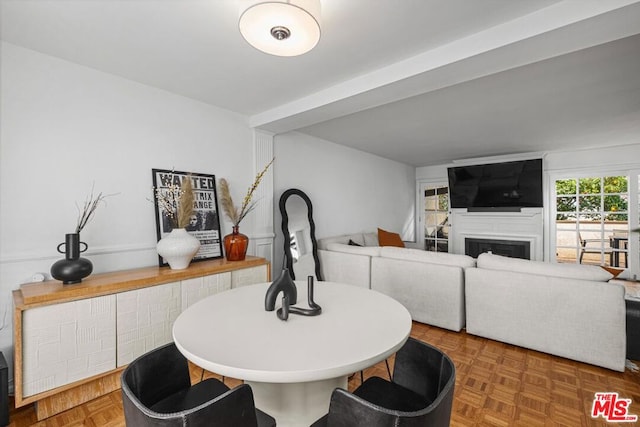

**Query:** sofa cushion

left=380, top=247, right=476, bottom=269
left=378, top=228, right=405, bottom=247
left=476, top=252, right=613, bottom=282
left=318, top=232, right=380, bottom=249
left=318, top=234, right=365, bottom=249
left=326, top=243, right=381, bottom=257
left=363, top=232, right=379, bottom=247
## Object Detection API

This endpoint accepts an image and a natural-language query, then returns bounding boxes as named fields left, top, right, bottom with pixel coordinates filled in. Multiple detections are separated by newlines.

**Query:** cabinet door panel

left=22, top=295, right=116, bottom=397
left=116, top=282, right=181, bottom=367
left=181, top=272, right=231, bottom=311
left=231, top=265, right=268, bottom=288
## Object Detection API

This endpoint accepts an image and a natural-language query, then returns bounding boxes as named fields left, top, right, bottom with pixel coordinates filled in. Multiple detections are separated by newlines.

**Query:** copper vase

left=224, top=226, right=248, bottom=261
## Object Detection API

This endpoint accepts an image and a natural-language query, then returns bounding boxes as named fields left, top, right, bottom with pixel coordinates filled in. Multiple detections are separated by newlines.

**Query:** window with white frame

left=554, top=175, right=628, bottom=268
left=424, top=185, right=449, bottom=252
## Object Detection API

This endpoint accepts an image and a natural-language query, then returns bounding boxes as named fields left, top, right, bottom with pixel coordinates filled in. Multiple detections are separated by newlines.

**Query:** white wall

left=0, top=42, right=257, bottom=385
left=273, top=132, right=416, bottom=273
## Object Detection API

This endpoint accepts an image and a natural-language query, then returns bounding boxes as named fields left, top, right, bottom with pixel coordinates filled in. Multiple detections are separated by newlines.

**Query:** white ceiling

left=2, top=0, right=640, bottom=167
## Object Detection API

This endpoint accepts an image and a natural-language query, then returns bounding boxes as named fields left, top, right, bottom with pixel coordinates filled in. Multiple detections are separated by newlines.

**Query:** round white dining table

left=172, top=280, right=412, bottom=427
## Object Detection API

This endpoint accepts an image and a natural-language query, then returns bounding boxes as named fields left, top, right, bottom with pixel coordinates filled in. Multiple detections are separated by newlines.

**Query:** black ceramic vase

left=50, top=233, right=93, bottom=284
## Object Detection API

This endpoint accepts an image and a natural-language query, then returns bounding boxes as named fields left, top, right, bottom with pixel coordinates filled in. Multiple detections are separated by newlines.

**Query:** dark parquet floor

left=8, top=321, right=640, bottom=426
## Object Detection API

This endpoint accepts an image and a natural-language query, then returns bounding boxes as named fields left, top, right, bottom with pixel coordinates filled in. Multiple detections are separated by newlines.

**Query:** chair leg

left=625, top=254, right=628, bottom=268
left=358, top=359, right=391, bottom=385
left=199, top=369, right=224, bottom=385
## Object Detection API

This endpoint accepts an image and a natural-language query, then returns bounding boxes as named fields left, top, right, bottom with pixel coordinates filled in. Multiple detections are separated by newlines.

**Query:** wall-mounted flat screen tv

left=447, top=158, right=543, bottom=209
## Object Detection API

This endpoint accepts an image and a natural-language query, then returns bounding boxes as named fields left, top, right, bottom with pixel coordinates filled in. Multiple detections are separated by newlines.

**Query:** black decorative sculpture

left=279, top=189, right=322, bottom=281
left=277, top=295, right=291, bottom=321
left=266, top=271, right=321, bottom=322
left=276, top=276, right=322, bottom=320
left=265, top=268, right=298, bottom=311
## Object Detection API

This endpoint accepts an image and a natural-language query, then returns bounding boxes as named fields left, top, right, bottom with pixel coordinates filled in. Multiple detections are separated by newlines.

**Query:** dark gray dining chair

left=121, top=342, right=276, bottom=427
left=311, top=337, right=455, bottom=427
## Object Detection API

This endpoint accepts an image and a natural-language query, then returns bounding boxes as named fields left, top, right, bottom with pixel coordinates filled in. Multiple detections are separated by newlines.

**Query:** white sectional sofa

left=371, top=247, right=474, bottom=332
left=466, top=253, right=626, bottom=372
left=318, top=232, right=475, bottom=331
left=318, top=232, right=628, bottom=371
left=318, top=232, right=380, bottom=289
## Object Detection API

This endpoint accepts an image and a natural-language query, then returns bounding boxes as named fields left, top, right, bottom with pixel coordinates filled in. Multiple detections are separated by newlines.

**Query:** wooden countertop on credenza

left=14, top=256, right=269, bottom=309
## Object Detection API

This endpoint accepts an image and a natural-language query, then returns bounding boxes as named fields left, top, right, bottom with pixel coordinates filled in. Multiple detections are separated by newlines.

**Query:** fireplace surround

left=450, top=208, right=543, bottom=261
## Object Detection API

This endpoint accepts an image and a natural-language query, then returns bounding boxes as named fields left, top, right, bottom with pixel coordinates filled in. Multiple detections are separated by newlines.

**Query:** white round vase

left=156, top=228, right=201, bottom=270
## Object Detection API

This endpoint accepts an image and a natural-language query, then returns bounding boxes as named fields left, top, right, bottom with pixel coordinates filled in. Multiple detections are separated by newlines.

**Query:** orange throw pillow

left=378, top=228, right=405, bottom=248
left=601, top=266, right=624, bottom=279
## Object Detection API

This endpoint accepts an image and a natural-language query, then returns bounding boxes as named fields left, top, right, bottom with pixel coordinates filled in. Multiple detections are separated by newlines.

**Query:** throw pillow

left=348, top=239, right=362, bottom=247
left=601, top=266, right=624, bottom=279
left=378, top=228, right=405, bottom=248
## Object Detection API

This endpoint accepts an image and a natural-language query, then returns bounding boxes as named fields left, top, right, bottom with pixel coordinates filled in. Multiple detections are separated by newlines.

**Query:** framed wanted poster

left=152, top=169, right=223, bottom=265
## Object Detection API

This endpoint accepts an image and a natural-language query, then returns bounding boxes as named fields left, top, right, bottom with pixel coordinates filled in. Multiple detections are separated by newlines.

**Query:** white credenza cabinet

left=13, top=257, right=269, bottom=420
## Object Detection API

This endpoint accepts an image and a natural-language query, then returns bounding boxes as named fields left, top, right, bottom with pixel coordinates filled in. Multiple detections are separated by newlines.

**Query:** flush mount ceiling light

left=239, top=0, right=321, bottom=57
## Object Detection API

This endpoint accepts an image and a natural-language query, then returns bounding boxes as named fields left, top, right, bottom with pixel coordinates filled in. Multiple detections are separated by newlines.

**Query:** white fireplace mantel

left=450, top=208, right=544, bottom=261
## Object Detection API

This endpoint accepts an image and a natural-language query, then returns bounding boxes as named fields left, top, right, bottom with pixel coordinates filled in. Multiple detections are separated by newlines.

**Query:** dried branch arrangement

left=76, top=184, right=115, bottom=233
left=177, top=176, right=194, bottom=228
left=154, top=173, right=195, bottom=229
left=219, top=158, right=274, bottom=227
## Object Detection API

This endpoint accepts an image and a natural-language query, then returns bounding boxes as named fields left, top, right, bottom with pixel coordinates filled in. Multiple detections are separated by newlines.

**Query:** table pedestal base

left=247, top=376, right=348, bottom=427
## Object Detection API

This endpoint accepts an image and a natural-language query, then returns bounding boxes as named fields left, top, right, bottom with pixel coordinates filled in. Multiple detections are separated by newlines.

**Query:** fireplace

left=465, top=238, right=531, bottom=260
